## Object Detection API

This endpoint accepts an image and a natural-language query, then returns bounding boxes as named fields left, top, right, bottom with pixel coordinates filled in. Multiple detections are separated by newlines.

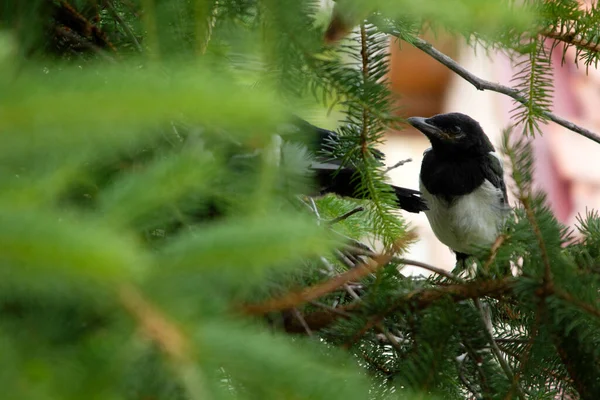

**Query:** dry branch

left=404, top=35, right=600, bottom=145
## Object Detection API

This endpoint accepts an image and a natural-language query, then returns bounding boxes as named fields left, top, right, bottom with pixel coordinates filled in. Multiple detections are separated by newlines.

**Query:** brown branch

left=483, top=234, right=507, bottom=272
left=344, top=277, right=516, bottom=347
left=282, top=277, right=516, bottom=335
left=291, top=308, right=313, bottom=337
left=542, top=27, right=600, bottom=54
left=53, top=0, right=117, bottom=53
left=402, top=35, right=600, bottom=145
left=346, top=244, right=460, bottom=282
left=403, top=277, right=515, bottom=310
left=119, top=284, right=189, bottom=362
left=55, top=26, right=117, bottom=63
left=241, top=249, right=395, bottom=315
left=282, top=303, right=359, bottom=334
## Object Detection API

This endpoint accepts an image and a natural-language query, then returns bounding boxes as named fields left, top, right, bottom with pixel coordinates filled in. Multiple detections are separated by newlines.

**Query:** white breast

left=419, top=179, right=509, bottom=254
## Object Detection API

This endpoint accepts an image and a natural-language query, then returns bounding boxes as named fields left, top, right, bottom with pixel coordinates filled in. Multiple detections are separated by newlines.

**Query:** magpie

left=288, top=118, right=428, bottom=213
left=407, top=112, right=510, bottom=264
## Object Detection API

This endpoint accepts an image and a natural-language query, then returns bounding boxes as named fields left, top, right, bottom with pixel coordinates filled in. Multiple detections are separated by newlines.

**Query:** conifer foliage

left=2, top=1, right=600, bottom=399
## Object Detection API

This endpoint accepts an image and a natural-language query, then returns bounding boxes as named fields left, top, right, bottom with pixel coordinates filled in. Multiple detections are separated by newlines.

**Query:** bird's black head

left=407, top=113, right=494, bottom=155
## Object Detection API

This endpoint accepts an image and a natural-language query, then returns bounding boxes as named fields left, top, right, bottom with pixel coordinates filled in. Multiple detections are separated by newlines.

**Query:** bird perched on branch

left=289, top=117, right=428, bottom=214
left=407, top=112, right=510, bottom=265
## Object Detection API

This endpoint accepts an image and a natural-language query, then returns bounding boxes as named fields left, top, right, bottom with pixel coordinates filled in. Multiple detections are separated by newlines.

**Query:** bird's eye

left=450, top=126, right=462, bottom=135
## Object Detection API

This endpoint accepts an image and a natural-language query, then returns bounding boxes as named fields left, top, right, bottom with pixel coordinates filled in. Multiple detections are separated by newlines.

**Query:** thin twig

left=385, top=158, right=412, bottom=173
left=242, top=249, right=395, bottom=315
left=359, top=350, right=394, bottom=376
left=344, top=277, right=516, bottom=347
left=375, top=323, right=404, bottom=353
left=309, top=300, right=353, bottom=317
left=309, top=197, right=321, bottom=221
left=461, top=337, right=492, bottom=397
left=346, top=244, right=460, bottom=281
left=335, top=249, right=358, bottom=269
left=327, top=206, right=364, bottom=225
left=521, top=198, right=553, bottom=289
left=542, top=27, right=600, bottom=54
left=105, top=0, right=143, bottom=52
left=291, top=308, right=313, bottom=337
left=494, top=337, right=528, bottom=344
left=457, top=353, right=483, bottom=400
left=340, top=239, right=376, bottom=255
left=278, top=278, right=516, bottom=334
left=483, top=234, right=507, bottom=272
left=405, top=35, right=600, bottom=145
left=360, top=23, right=370, bottom=156
left=555, top=288, right=600, bottom=320
left=55, top=26, right=117, bottom=63
left=395, top=257, right=461, bottom=282
left=474, top=298, right=526, bottom=400
left=321, top=255, right=363, bottom=300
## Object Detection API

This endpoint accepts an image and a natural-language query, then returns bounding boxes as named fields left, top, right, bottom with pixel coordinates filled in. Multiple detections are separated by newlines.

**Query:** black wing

left=290, top=117, right=427, bottom=213
left=311, top=162, right=428, bottom=213
left=482, top=152, right=509, bottom=205
left=288, top=116, right=385, bottom=162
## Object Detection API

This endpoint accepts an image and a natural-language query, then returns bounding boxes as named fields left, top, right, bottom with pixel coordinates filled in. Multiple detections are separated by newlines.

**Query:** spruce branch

left=483, top=234, right=507, bottom=272
left=394, top=34, right=600, bottom=145
left=347, top=278, right=516, bottom=343
left=241, top=246, right=397, bottom=315
left=54, top=26, right=118, bottom=63
left=327, top=206, right=365, bottom=225
left=473, top=297, right=526, bottom=400
left=458, top=353, right=483, bottom=400
left=375, top=323, right=404, bottom=354
left=119, top=284, right=189, bottom=362
left=395, top=257, right=460, bottom=282
left=542, top=28, right=600, bottom=54
left=105, top=0, right=143, bottom=52
left=346, top=245, right=460, bottom=282
left=555, top=288, right=600, bottom=320
left=291, top=307, right=314, bottom=337
left=511, top=38, right=553, bottom=136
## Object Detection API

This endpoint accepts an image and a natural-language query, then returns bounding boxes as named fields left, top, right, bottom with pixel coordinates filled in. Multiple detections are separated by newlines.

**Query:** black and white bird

left=407, top=112, right=511, bottom=265
left=290, top=118, right=428, bottom=214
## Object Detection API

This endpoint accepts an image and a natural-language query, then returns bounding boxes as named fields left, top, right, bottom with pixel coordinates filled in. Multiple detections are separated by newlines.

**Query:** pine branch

left=345, top=245, right=460, bottom=281
left=327, top=206, right=365, bottom=225
left=119, top=284, right=189, bottom=361
left=543, top=28, right=600, bottom=54
left=105, top=0, right=143, bottom=52
left=555, top=288, right=600, bottom=320
left=474, top=298, right=526, bottom=400
left=54, top=26, right=118, bottom=63
left=240, top=246, right=398, bottom=315
left=280, top=277, right=516, bottom=335
left=390, top=34, right=600, bottom=145
left=119, top=284, right=211, bottom=399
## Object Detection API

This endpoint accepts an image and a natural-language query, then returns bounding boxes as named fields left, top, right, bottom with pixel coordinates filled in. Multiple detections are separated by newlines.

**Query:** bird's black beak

left=407, top=117, right=451, bottom=141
